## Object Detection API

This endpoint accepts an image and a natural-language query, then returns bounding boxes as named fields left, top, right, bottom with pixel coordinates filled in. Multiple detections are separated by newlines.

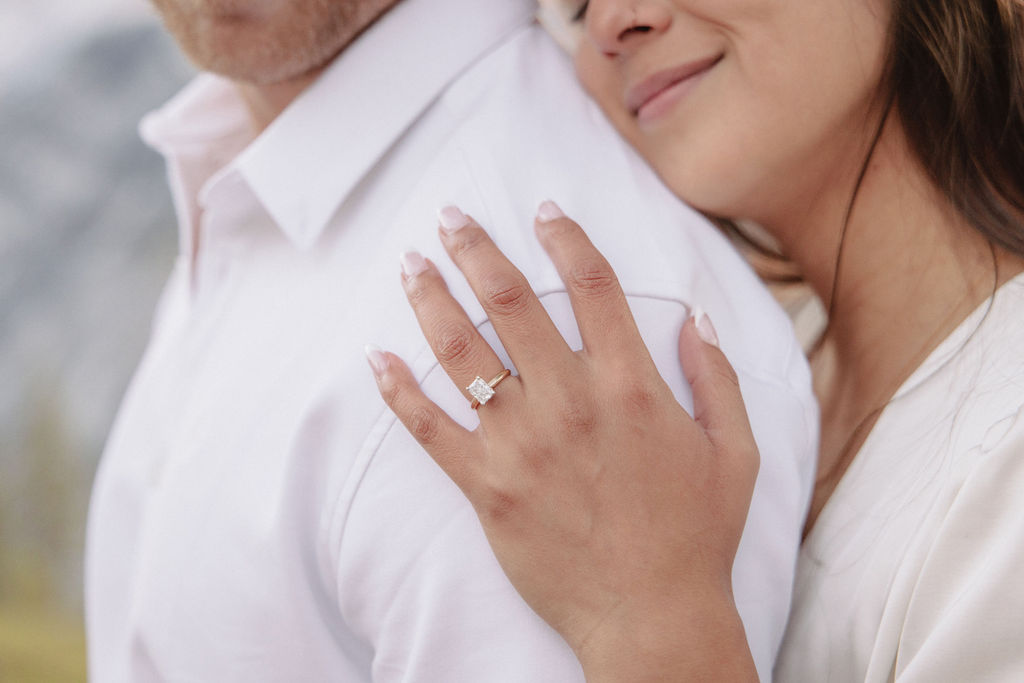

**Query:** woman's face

left=570, top=0, right=891, bottom=224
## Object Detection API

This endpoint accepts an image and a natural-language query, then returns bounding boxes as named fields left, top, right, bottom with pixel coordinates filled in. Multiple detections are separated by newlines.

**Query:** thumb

left=678, top=308, right=759, bottom=466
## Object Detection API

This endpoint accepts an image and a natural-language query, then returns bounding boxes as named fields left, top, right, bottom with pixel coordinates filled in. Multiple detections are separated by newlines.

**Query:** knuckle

left=520, top=443, right=554, bottom=476
left=554, top=397, right=598, bottom=437
left=406, top=405, right=441, bottom=445
left=709, top=361, right=742, bottom=393
left=619, top=380, right=660, bottom=415
left=378, top=376, right=403, bottom=406
left=403, top=272, right=438, bottom=307
left=432, top=321, right=476, bottom=366
left=447, top=227, right=487, bottom=260
left=478, top=478, right=522, bottom=525
left=481, top=276, right=531, bottom=316
left=540, top=216, right=580, bottom=240
left=567, top=258, right=618, bottom=298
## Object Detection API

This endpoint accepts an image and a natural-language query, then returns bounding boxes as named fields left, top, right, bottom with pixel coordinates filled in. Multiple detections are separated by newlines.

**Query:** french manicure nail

left=692, top=306, right=720, bottom=348
left=438, top=205, right=470, bottom=233
left=536, top=200, right=565, bottom=223
left=400, top=250, right=428, bottom=278
left=365, top=344, right=390, bottom=377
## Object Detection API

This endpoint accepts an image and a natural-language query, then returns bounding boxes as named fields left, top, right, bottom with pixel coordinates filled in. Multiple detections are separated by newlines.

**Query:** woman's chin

left=653, top=167, right=745, bottom=221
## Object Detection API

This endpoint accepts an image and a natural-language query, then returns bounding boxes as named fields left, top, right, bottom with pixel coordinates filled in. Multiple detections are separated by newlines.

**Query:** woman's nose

left=584, top=0, right=673, bottom=58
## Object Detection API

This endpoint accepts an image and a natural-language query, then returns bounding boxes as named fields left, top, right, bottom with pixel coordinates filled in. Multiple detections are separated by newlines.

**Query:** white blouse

left=776, top=272, right=1024, bottom=682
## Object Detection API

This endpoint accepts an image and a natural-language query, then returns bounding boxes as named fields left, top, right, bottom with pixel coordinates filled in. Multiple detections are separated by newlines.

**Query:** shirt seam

left=325, top=290, right=813, bottom=603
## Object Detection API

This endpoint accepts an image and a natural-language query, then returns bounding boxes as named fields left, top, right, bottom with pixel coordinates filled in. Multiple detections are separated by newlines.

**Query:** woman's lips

left=626, top=55, right=723, bottom=125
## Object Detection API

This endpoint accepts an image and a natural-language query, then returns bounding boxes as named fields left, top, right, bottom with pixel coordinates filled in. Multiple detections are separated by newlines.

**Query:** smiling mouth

left=626, top=54, right=723, bottom=122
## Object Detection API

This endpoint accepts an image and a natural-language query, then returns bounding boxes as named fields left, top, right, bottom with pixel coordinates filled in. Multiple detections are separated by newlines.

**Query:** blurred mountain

left=0, top=21, right=193, bottom=608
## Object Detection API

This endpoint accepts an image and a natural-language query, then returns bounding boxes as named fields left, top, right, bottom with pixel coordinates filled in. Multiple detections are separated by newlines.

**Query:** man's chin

left=156, top=0, right=402, bottom=87
left=182, top=39, right=335, bottom=87
left=200, top=59, right=309, bottom=87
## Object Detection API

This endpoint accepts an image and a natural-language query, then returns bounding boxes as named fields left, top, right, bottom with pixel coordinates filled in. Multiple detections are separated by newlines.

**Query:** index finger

left=533, top=201, right=653, bottom=364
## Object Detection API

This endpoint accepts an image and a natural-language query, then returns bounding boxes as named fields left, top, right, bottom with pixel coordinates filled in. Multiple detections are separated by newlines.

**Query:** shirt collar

left=140, top=73, right=253, bottom=156
left=142, top=0, right=535, bottom=249
left=237, top=0, right=535, bottom=248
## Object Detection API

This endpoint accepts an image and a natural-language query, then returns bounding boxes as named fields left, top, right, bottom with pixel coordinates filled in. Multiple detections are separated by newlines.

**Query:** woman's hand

left=367, top=202, right=760, bottom=681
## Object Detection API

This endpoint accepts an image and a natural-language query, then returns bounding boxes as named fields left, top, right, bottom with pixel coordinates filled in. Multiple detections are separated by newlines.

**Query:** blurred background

left=0, top=0, right=193, bottom=678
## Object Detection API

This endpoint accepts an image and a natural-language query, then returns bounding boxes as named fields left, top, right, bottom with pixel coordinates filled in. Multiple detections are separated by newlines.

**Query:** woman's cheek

left=574, top=45, right=766, bottom=217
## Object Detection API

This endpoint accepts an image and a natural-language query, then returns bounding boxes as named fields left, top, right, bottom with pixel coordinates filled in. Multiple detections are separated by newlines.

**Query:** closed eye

left=572, top=0, right=589, bottom=23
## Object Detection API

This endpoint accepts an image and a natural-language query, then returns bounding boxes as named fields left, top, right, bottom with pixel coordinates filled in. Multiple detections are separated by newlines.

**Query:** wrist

left=574, top=583, right=757, bottom=683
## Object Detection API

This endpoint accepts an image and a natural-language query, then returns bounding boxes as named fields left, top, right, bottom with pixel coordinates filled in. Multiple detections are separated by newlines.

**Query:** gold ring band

left=468, top=369, right=513, bottom=410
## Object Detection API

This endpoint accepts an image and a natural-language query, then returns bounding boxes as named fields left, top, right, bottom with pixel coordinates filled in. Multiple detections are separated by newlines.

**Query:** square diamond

left=467, top=377, right=495, bottom=405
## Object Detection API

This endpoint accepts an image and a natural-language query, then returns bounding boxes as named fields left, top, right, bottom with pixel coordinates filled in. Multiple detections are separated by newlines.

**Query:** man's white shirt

left=85, top=0, right=818, bottom=680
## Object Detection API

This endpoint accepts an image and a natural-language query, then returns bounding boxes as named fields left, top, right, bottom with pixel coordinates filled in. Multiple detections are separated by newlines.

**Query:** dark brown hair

left=890, top=0, right=1024, bottom=257
left=733, top=0, right=1024, bottom=286
left=816, top=0, right=1024, bottom=492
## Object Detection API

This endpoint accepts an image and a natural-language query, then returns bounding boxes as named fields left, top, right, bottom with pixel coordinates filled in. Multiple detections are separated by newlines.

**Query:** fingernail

left=692, top=306, right=720, bottom=348
left=365, top=344, right=390, bottom=377
left=438, top=205, right=470, bottom=233
left=536, top=200, right=565, bottom=223
left=399, top=250, right=428, bottom=278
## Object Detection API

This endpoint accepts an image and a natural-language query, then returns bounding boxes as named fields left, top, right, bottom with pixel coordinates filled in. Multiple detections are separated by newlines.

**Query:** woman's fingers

left=400, top=251, right=511, bottom=402
left=437, top=207, right=573, bottom=374
left=677, top=309, right=760, bottom=474
left=533, top=203, right=652, bottom=365
left=366, top=345, right=482, bottom=492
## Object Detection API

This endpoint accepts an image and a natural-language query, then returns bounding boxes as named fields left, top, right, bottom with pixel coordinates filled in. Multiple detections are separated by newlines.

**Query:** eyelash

left=572, top=1, right=589, bottom=23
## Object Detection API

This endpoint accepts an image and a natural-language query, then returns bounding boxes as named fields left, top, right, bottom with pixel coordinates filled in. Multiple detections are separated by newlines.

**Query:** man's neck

left=234, top=67, right=325, bottom=135
left=228, top=0, right=403, bottom=134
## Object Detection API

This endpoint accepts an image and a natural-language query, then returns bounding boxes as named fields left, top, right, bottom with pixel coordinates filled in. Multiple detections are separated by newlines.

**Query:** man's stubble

left=151, top=0, right=402, bottom=85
